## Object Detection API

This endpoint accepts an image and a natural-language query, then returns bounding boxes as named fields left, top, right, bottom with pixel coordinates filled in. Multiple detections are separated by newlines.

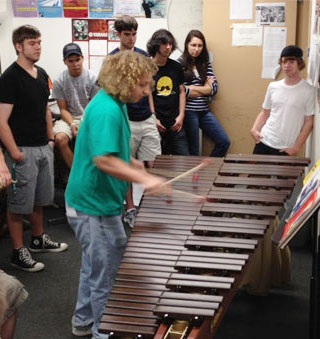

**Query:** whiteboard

left=167, top=0, right=203, bottom=52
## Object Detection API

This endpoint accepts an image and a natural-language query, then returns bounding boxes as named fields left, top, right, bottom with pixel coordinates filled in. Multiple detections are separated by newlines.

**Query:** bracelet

left=48, top=138, right=55, bottom=143
left=70, top=122, right=77, bottom=127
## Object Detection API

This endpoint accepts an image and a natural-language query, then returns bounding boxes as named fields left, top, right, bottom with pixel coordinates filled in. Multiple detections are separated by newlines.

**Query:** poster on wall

left=230, top=0, right=252, bottom=20
left=72, top=19, right=110, bottom=75
left=63, top=0, right=88, bottom=18
left=256, top=2, right=285, bottom=25
left=73, top=19, right=89, bottom=40
left=88, top=19, right=108, bottom=39
left=12, top=0, right=38, bottom=17
left=37, top=0, right=63, bottom=17
left=261, top=26, right=287, bottom=79
left=88, top=0, right=113, bottom=18
left=141, top=0, right=166, bottom=18
left=114, top=0, right=141, bottom=16
left=108, top=20, right=118, bottom=41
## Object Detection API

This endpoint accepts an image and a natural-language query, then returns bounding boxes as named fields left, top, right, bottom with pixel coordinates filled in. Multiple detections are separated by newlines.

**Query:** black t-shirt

left=153, top=58, right=184, bottom=127
left=109, top=47, right=151, bottom=122
left=0, top=62, right=50, bottom=146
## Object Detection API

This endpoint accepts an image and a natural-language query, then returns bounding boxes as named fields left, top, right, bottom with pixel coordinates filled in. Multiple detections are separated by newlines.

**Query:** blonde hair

left=98, top=51, right=158, bottom=102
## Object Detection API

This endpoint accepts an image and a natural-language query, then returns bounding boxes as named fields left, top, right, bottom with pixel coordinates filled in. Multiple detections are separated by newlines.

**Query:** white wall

left=0, top=0, right=188, bottom=81
left=0, top=16, right=174, bottom=80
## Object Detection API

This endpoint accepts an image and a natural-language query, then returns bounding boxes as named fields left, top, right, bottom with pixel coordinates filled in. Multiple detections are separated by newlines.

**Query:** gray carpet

left=0, top=205, right=313, bottom=339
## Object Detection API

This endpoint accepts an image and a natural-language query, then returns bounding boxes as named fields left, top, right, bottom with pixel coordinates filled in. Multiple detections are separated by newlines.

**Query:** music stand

left=276, top=193, right=320, bottom=339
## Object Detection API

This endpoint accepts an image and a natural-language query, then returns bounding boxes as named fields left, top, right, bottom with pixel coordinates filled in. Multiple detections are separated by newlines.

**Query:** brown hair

left=114, top=15, right=138, bottom=33
left=181, top=30, right=209, bottom=84
left=12, top=25, right=41, bottom=55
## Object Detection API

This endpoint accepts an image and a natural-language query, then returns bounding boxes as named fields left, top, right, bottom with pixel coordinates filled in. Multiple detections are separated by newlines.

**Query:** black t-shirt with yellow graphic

left=153, top=58, right=184, bottom=127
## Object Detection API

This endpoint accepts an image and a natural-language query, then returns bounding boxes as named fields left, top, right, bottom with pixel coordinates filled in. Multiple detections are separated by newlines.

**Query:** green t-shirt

left=65, top=89, right=130, bottom=216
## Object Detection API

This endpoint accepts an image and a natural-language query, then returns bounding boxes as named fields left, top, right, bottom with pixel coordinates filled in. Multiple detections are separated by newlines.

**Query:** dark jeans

left=253, top=142, right=287, bottom=156
left=184, top=109, right=230, bottom=157
left=160, top=127, right=189, bottom=155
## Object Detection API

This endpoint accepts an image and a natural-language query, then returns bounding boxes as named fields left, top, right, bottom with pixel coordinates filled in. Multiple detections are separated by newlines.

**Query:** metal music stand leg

left=309, top=207, right=320, bottom=339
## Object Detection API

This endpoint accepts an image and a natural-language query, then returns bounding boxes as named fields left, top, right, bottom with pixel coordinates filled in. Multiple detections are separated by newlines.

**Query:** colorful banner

left=37, top=0, right=63, bottom=17
left=63, top=0, right=88, bottom=18
left=88, top=0, right=113, bottom=18
left=12, top=0, right=38, bottom=17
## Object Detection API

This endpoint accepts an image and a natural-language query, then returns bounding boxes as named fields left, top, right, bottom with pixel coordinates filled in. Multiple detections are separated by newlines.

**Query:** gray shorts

left=129, top=115, right=161, bottom=161
left=4, top=145, right=54, bottom=214
left=0, top=270, right=28, bottom=324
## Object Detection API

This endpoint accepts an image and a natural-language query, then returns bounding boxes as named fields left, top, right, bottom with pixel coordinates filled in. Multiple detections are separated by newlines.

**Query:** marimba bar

left=99, top=154, right=310, bottom=339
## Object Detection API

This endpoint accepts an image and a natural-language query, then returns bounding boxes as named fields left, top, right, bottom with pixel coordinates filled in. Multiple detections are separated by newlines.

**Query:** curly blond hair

left=98, top=50, right=158, bottom=102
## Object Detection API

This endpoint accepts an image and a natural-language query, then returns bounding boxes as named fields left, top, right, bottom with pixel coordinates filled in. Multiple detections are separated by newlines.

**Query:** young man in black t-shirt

left=147, top=29, right=189, bottom=155
left=0, top=25, right=68, bottom=272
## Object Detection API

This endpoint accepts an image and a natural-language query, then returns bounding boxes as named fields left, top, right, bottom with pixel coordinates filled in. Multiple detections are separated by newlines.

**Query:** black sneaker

left=11, top=247, right=44, bottom=272
left=29, top=233, right=68, bottom=253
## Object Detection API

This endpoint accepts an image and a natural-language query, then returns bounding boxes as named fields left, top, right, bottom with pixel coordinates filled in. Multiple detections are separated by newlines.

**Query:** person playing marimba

left=65, top=51, right=165, bottom=339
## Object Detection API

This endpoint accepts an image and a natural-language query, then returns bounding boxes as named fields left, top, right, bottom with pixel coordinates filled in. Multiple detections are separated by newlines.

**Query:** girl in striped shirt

left=179, top=30, right=230, bottom=156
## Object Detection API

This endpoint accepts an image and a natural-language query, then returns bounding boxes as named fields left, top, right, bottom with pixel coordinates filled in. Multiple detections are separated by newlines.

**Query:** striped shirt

left=179, top=61, right=218, bottom=111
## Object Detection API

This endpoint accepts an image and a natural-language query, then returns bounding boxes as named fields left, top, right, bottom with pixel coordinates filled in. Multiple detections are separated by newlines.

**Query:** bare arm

left=0, top=148, right=12, bottom=188
left=46, top=104, right=54, bottom=142
left=148, top=91, right=166, bottom=132
left=93, top=154, right=164, bottom=192
left=57, top=99, right=73, bottom=125
left=56, top=99, right=78, bottom=137
left=171, top=84, right=186, bottom=132
left=250, top=108, right=271, bottom=143
left=186, top=77, right=215, bottom=98
left=148, top=92, right=155, bottom=113
left=186, top=84, right=212, bottom=98
left=0, top=103, right=23, bottom=162
left=280, top=115, right=314, bottom=156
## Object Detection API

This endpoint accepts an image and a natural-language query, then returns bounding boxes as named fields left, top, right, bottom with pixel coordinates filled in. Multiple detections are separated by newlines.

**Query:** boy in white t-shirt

left=251, top=45, right=315, bottom=155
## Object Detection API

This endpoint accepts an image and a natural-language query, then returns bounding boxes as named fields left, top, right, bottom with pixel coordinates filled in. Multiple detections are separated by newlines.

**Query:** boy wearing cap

left=53, top=43, right=99, bottom=168
left=251, top=45, right=315, bottom=156
left=0, top=25, right=68, bottom=272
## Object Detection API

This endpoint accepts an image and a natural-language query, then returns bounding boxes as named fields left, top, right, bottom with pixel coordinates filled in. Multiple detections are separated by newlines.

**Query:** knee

left=55, top=133, right=70, bottom=148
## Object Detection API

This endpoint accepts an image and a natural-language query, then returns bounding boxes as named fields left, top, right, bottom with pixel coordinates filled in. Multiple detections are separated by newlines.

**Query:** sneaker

left=123, top=208, right=137, bottom=228
left=29, top=233, right=68, bottom=253
left=72, top=324, right=92, bottom=336
left=11, top=247, right=44, bottom=272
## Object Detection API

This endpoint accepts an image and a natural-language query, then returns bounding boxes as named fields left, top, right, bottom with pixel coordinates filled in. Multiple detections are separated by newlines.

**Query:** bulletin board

left=202, top=0, right=308, bottom=155
left=72, top=19, right=119, bottom=75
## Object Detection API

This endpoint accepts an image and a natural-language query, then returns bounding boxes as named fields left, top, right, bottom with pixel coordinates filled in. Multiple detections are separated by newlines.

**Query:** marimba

left=99, top=154, right=309, bottom=339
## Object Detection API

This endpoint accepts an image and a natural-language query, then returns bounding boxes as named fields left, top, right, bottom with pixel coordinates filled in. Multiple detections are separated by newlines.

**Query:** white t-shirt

left=52, top=68, right=99, bottom=118
left=261, top=79, right=315, bottom=149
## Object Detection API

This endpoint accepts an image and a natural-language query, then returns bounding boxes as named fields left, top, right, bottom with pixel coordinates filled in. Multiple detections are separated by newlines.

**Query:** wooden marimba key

left=99, top=154, right=310, bottom=339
